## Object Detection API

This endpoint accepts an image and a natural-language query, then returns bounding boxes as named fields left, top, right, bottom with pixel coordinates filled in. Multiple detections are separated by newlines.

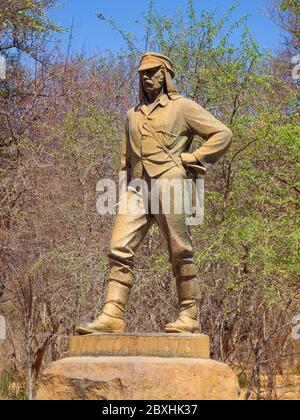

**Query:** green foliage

left=0, top=0, right=62, bottom=58
left=0, top=370, right=27, bottom=400
left=238, top=372, right=251, bottom=389
left=60, top=108, right=119, bottom=160
left=122, top=3, right=299, bottom=308
left=0, top=0, right=60, bottom=34
left=280, top=0, right=300, bottom=13
left=0, top=0, right=299, bottom=400
left=150, top=252, right=171, bottom=275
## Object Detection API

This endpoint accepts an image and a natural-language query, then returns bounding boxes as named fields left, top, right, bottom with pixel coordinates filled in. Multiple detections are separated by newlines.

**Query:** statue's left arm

left=184, top=100, right=233, bottom=168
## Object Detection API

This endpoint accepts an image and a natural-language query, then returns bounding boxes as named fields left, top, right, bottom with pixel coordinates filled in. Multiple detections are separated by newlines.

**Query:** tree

left=0, top=0, right=60, bottom=59
left=98, top=0, right=300, bottom=399
left=0, top=0, right=299, bottom=400
left=269, top=0, right=300, bottom=52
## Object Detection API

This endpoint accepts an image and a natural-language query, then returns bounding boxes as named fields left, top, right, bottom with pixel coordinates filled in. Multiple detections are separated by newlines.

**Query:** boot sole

left=75, top=327, right=124, bottom=335
left=164, top=327, right=200, bottom=334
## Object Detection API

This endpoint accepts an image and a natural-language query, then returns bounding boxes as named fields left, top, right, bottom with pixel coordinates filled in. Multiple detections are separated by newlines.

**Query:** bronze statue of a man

left=76, top=52, right=232, bottom=335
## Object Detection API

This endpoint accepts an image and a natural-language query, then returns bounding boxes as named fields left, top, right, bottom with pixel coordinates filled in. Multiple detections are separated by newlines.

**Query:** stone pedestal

left=36, top=333, right=240, bottom=400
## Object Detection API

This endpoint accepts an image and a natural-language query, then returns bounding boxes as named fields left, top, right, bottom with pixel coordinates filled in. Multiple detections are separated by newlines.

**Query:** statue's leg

left=76, top=188, right=153, bottom=335
left=152, top=166, right=200, bottom=334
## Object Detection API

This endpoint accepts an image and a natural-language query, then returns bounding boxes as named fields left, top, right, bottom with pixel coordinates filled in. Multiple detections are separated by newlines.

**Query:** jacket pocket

left=158, top=129, right=178, bottom=148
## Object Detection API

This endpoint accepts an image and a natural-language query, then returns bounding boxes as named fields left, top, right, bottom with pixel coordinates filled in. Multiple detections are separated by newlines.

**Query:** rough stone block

left=69, top=333, right=210, bottom=359
left=36, top=356, right=240, bottom=400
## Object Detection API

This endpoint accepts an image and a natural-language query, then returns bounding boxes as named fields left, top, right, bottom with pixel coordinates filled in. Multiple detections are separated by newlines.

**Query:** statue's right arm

left=119, top=116, right=131, bottom=184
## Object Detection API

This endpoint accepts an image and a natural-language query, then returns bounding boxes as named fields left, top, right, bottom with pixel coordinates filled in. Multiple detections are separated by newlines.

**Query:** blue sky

left=48, top=0, right=284, bottom=56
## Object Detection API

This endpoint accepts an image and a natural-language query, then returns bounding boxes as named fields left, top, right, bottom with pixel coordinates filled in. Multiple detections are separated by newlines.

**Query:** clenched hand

left=180, top=153, right=198, bottom=167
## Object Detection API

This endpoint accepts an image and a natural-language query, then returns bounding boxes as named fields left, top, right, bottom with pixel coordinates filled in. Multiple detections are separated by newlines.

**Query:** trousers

left=107, top=165, right=197, bottom=288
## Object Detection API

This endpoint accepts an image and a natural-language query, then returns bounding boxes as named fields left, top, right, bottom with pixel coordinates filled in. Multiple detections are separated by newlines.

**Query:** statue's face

left=140, top=66, right=165, bottom=97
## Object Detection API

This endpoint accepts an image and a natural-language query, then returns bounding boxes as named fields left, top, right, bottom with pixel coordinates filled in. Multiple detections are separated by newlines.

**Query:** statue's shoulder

left=175, top=95, right=198, bottom=106
left=124, top=107, right=136, bottom=121
left=126, top=104, right=144, bottom=122
left=127, top=104, right=141, bottom=114
left=175, top=96, right=205, bottom=114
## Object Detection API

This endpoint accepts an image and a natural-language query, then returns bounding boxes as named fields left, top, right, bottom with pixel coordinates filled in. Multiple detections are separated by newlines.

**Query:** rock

left=36, top=356, right=240, bottom=400
left=36, top=333, right=240, bottom=400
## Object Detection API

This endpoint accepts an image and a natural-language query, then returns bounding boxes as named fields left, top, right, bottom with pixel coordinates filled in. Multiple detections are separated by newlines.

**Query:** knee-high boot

left=165, top=276, right=200, bottom=334
left=75, top=280, right=130, bottom=335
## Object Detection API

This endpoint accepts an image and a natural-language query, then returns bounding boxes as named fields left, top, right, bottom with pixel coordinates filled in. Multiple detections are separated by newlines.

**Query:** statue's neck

left=145, top=88, right=164, bottom=105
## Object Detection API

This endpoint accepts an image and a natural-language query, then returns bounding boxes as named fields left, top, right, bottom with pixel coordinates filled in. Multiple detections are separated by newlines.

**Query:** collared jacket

left=120, top=93, right=233, bottom=180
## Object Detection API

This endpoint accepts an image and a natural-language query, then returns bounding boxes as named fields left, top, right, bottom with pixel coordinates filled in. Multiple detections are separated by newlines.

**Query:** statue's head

left=138, top=52, right=179, bottom=103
